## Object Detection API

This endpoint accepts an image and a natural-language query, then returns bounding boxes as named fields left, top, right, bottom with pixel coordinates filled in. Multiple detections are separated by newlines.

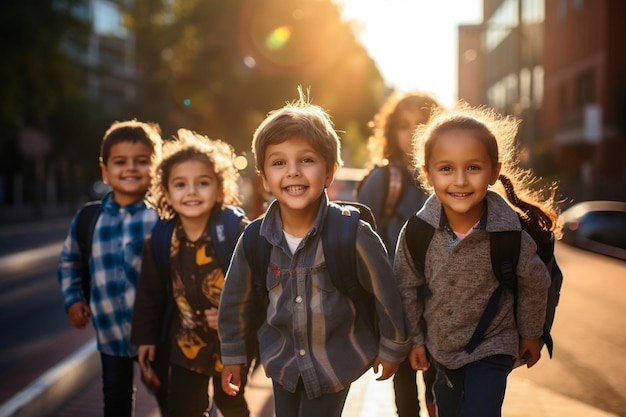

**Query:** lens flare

left=265, top=25, right=291, bottom=50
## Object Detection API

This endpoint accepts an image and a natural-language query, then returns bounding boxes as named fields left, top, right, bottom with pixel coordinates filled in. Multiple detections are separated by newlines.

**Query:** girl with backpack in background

left=131, top=129, right=250, bottom=417
left=394, top=103, right=562, bottom=417
left=357, top=90, right=441, bottom=417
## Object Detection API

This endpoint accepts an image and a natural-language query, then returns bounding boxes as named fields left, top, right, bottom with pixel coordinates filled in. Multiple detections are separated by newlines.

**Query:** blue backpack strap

left=322, top=203, right=376, bottom=332
left=464, top=230, right=521, bottom=354
left=210, top=206, right=247, bottom=274
left=75, top=201, right=102, bottom=303
left=404, top=214, right=435, bottom=299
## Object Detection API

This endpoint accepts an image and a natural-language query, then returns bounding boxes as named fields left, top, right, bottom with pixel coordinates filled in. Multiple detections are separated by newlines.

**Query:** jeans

left=168, top=364, right=250, bottom=417
left=432, top=355, right=513, bottom=417
left=272, top=378, right=350, bottom=417
left=100, top=353, right=136, bottom=417
left=393, top=358, right=420, bottom=417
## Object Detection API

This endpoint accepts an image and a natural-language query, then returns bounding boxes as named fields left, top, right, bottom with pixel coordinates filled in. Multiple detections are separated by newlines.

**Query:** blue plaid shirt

left=57, top=192, right=158, bottom=357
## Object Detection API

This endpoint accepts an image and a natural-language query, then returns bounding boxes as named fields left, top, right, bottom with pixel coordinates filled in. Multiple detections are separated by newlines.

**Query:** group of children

left=57, top=87, right=561, bottom=417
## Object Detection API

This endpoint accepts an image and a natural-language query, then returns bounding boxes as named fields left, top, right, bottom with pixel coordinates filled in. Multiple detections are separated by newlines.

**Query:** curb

left=0, top=339, right=99, bottom=417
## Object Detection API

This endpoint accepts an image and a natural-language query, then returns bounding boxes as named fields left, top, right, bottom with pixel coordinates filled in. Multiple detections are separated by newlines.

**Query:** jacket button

left=299, top=349, right=306, bottom=356
left=295, top=296, right=303, bottom=303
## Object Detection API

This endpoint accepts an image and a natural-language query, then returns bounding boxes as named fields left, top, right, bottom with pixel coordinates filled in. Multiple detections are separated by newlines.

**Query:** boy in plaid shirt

left=57, top=120, right=162, bottom=417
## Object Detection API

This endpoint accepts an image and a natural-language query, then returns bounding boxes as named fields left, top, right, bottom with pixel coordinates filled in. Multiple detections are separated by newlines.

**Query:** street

left=0, top=218, right=625, bottom=416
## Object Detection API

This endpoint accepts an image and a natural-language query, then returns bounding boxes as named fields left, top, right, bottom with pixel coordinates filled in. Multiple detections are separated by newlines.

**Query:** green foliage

left=127, top=0, right=384, bottom=152
left=1, top=0, right=386, bottom=207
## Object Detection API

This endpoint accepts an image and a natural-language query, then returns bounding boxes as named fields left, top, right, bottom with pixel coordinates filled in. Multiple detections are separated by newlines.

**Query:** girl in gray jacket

left=394, top=103, right=561, bottom=417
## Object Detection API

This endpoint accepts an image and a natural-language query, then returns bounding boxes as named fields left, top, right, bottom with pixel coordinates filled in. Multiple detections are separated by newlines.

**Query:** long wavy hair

left=412, top=102, right=562, bottom=239
left=366, top=90, right=441, bottom=168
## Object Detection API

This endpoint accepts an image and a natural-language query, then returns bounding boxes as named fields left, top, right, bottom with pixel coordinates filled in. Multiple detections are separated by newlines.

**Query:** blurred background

left=0, top=0, right=624, bottom=223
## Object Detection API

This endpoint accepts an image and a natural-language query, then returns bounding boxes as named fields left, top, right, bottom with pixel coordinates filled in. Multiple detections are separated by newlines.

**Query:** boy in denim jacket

left=218, top=90, right=410, bottom=417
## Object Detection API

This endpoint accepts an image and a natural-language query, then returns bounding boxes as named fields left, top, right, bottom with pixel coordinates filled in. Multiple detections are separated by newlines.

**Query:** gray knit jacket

left=394, top=191, right=550, bottom=369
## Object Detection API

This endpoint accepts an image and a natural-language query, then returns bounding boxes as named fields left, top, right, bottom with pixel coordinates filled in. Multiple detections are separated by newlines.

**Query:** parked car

left=560, top=200, right=626, bottom=260
left=327, top=166, right=367, bottom=201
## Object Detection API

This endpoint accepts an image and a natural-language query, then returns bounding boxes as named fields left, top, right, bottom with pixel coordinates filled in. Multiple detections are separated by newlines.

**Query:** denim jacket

left=218, top=192, right=410, bottom=399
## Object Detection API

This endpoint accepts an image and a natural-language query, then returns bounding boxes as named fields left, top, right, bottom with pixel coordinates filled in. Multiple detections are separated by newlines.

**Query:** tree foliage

left=1, top=0, right=386, bottom=208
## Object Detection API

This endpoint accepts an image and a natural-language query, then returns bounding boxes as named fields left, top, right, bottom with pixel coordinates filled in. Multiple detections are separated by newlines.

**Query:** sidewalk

left=0, top=221, right=620, bottom=417
left=4, top=334, right=617, bottom=417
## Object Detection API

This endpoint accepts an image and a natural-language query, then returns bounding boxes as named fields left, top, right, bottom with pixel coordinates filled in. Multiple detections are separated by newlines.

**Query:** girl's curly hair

left=412, top=102, right=563, bottom=238
left=147, top=129, right=242, bottom=220
left=366, top=90, right=441, bottom=168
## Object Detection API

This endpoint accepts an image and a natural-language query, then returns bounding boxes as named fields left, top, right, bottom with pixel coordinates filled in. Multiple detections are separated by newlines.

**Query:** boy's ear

left=100, top=162, right=108, bottom=184
left=261, top=174, right=271, bottom=193
left=324, top=163, right=338, bottom=188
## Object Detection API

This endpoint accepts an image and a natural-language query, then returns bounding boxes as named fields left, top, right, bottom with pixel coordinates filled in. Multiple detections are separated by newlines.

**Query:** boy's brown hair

left=252, top=87, right=343, bottom=176
left=99, top=119, right=162, bottom=165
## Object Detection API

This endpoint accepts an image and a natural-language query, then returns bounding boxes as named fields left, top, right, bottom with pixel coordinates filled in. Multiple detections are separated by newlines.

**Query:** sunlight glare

left=332, top=0, right=482, bottom=107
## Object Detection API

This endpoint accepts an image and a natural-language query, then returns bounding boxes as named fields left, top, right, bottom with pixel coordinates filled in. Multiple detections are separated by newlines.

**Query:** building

left=542, top=0, right=626, bottom=183
left=458, top=0, right=626, bottom=193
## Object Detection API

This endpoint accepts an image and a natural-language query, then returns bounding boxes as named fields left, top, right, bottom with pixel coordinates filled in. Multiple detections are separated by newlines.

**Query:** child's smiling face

left=163, top=158, right=223, bottom=223
left=424, top=129, right=501, bottom=231
left=261, top=135, right=336, bottom=214
left=100, top=141, right=153, bottom=206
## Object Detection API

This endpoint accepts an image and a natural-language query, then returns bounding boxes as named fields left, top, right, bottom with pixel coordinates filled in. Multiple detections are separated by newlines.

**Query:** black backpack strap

left=322, top=203, right=376, bottom=331
left=540, top=234, right=560, bottom=358
left=150, top=218, right=176, bottom=343
left=464, top=230, right=521, bottom=354
left=242, top=218, right=271, bottom=298
left=210, top=206, right=246, bottom=274
left=241, top=218, right=270, bottom=363
left=75, top=201, right=102, bottom=303
left=404, top=215, right=435, bottom=299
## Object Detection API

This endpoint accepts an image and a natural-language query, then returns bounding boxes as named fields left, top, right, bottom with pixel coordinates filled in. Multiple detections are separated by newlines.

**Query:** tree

left=0, top=0, right=91, bottom=206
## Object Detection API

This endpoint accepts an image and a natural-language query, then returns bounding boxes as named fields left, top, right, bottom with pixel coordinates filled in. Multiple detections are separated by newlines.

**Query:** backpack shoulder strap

left=464, top=230, right=521, bottom=354
left=75, top=201, right=102, bottom=302
left=404, top=215, right=436, bottom=300
left=404, top=215, right=435, bottom=278
left=210, top=206, right=247, bottom=273
left=148, top=217, right=176, bottom=343
left=383, top=164, right=403, bottom=216
left=150, top=218, right=176, bottom=285
left=242, top=218, right=270, bottom=298
left=322, top=203, right=376, bottom=330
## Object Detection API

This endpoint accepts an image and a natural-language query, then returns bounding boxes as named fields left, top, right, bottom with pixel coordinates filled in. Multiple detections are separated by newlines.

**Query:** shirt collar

left=101, top=191, right=149, bottom=216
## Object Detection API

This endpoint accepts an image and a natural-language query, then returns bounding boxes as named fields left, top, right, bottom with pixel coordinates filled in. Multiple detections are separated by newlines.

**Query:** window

left=575, top=71, right=595, bottom=109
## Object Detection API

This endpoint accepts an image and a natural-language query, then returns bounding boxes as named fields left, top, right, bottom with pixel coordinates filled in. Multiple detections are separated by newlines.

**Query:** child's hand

left=204, top=307, right=218, bottom=330
left=372, top=357, right=399, bottom=381
left=519, top=337, right=542, bottom=368
left=137, top=345, right=156, bottom=381
left=67, top=301, right=92, bottom=329
left=408, top=346, right=430, bottom=371
left=221, top=364, right=242, bottom=396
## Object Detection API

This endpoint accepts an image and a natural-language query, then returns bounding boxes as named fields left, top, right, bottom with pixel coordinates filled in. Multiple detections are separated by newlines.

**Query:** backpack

left=242, top=201, right=379, bottom=334
left=356, top=163, right=405, bottom=218
left=404, top=214, right=562, bottom=359
left=75, top=202, right=245, bottom=307
left=149, top=205, right=247, bottom=342
left=75, top=201, right=103, bottom=303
